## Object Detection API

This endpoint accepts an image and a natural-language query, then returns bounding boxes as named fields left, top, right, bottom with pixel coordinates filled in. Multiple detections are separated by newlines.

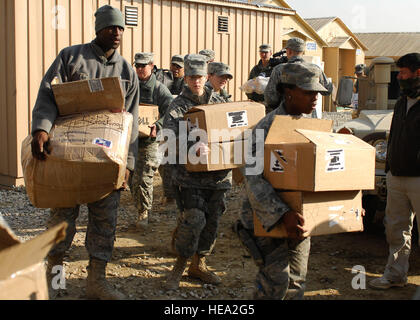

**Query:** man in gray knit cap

left=31, top=5, right=139, bottom=300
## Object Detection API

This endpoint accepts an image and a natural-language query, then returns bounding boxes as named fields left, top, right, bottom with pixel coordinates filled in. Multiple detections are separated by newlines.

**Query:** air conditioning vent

left=125, top=6, right=138, bottom=27
left=218, top=16, right=229, bottom=33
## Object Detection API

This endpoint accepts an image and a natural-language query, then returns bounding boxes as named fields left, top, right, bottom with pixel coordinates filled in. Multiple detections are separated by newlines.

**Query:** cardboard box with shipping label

left=264, top=116, right=375, bottom=191
left=22, top=111, right=133, bottom=208
left=184, top=101, right=265, bottom=172
left=0, top=222, right=67, bottom=300
left=51, top=77, right=125, bottom=116
left=138, top=104, right=160, bottom=137
left=253, top=190, right=364, bottom=238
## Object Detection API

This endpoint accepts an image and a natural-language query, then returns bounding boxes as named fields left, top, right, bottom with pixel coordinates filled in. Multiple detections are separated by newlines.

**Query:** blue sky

left=287, top=0, right=420, bottom=33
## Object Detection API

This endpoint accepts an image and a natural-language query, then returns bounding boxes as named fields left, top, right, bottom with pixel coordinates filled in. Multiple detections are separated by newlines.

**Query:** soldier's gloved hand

left=120, top=169, right=131, bottom=191
left=282, top=210, right=307, bottom=240
left=31, top=130, right=51, bottom=161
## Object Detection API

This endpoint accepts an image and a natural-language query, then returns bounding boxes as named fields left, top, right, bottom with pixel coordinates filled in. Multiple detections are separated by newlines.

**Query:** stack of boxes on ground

left=184, top=101, right=266, bottom=172
left=21, top=77, right=133, bottom=208
left=0, top=220, right=67, bottom=300
left=255, top=116, right=376, bottom=237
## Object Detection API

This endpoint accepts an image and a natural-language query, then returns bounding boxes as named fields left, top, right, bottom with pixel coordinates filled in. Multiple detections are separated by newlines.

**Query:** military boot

left=187, top=253, right=221, bottom=285
left=164, top=256, right=188, bottom=291
left=136, top=210, right=149, bottom=229
left=86, top=258, right=126, bottom=300
left=46, top=254, right=65, bottom=300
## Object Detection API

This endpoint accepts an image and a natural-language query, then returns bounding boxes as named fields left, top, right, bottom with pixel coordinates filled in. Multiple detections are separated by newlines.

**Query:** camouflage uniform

left=163, top=85, right=232, bottom=258
left=129, top=64, right=173, bottom=216
left=238, top=103, right=310, bottom=300
left=264, top=56, right=333, bottom=114
left=31, top=39, right=139, bottom=262
left=155, top=54, right=185, bottom=96
left=238, top=62, right=329, bottom=300
left=206, top=62, right=233, bottom=103
left=155, top=69, right=185, bottom=96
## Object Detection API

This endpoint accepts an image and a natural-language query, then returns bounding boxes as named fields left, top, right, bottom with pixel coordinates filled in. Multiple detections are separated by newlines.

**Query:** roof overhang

left=181, top=0, right=295, bottom=14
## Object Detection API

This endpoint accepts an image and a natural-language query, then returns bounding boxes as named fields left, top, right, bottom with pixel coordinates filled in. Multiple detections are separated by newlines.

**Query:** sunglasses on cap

left=135, top=63, right=148, bottom=68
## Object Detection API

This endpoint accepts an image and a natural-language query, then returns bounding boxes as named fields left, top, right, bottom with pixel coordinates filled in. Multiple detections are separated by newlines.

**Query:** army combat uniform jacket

left=163, top=86, right=232, bottom=190
left=239, top=102, right=311, bottom=300
left=264, top=56, right=333, bottom=113
left=205, top=82, right=232, bottom=103
left=155, top=69, right=185, bottom=96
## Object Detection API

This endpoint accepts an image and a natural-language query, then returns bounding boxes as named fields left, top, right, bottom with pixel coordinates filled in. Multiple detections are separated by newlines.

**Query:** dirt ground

left=51, top=174, right=420, bottom=300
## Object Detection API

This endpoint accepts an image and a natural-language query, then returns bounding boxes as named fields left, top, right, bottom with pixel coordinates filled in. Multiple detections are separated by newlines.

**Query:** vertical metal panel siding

left=4, top=0, right=286, bottom=185
left=0, top=0, right=9, bottom=178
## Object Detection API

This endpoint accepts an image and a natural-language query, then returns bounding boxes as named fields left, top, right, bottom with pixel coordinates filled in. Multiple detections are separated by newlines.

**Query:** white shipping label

left=326, top=149, right=345, bottom=172
left=227, top=110, right=248, bottom=128
left=270, top=150, right=286, bottom=173
left=88, top=79, right=104, bottom=93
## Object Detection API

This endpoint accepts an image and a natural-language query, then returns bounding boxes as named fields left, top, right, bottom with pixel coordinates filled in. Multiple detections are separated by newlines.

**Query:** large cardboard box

left=0, top=222, right=67, bottom=300
left=264, top=116, right=375, bottom=191
left=22, top=111, right=133, bottom=208
left=184, top=101, right=266, bottom=171
left=254, top=190, right=364, bottom=238
left=138, top=104, right=160, bottom=137
left=51, top=77, right=125, bottom=116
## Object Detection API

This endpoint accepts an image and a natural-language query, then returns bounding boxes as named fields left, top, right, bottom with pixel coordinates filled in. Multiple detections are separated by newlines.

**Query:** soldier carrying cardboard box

left=162, top=54, right=231, bottom=291
left=30, top=5, right=139, bottom=300
left=130, top=52, right=174, bottom=228
left=236, top=62, right=329, bottom=300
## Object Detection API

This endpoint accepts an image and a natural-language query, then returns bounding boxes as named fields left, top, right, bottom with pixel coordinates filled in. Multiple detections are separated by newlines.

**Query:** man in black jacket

left=369, top=53, right=420, bottom=290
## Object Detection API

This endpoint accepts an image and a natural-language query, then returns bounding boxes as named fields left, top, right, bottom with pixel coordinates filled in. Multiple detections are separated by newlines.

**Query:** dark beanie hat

left=95, top=5, right=125, bottom=33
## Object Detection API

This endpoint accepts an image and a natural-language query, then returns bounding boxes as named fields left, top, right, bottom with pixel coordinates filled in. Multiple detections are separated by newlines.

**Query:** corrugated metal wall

left=1, top=0, right=290, bottom=186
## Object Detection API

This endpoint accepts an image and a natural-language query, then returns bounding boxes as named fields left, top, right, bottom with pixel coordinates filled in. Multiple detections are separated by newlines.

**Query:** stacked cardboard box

left=254, top=115, right=376, bottom=238
left=0, top=222, right=67, bottom=300
left=138, top=104, right=160, bottom=137
left=22, top=77, right=133, bottom=208
left=184, top=101, right=266, bottom=172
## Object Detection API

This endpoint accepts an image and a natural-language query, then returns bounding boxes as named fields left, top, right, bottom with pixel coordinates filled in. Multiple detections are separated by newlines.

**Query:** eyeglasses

left=135, top=64, right=148, bottom=68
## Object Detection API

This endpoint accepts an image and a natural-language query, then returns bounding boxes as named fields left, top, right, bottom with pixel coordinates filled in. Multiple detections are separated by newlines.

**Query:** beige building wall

left=281, top=15, right=323, bottom=60
left=1, top=0, right=293, bottom=187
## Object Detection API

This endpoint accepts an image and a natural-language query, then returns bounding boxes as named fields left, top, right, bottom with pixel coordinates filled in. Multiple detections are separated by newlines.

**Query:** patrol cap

left=199, top=49, right=215, bottom=62
left=95, top=5, right=125, bottom=33
left=134, top=52, right=154, bottom=65
left=171, top=55, right=184, bottom=68
left=355, top=64, right=366, bottom=74
left=184, top=54, right=208, bottom=77
left=259, top=44, right=272, bottom=53
left=208, top=62, right=233, bottom=79
left=280, top=62, right=328, bottom=93
left=286, top=37, right=305, bottom=52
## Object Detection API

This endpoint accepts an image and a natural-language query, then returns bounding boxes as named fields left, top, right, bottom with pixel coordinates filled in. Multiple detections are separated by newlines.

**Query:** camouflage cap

left=171, top=55, right=184, bottom=68
left=134, top=52, right=154, bottom=65
left=259, top=44, right=272, bottom=53
left=355, top=64, right=365, bottom=74
left=286, top=37, right=305, bottom=52
left=184, top=54, right=208, bottom=77
left=280, top=62, right=328, bottom=93
left=208, top=62, right=233, bottom=79
left=199, top=49, right=215, bottom=62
